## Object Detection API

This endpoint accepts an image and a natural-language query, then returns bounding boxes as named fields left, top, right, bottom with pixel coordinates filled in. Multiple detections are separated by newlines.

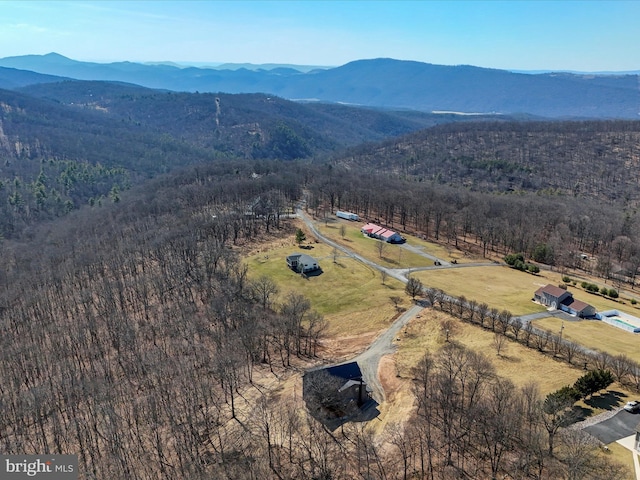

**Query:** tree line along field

left=0, top=156, right=636, bottom=478
left=4, top=88, right=640, bottom=478
left=244, top=210, right=640, bottom=475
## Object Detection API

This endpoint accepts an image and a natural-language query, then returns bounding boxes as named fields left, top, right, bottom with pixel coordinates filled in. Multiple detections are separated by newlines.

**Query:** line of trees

left=422, top=287, right=640, bottom=386
left=306, top=165, right=640, bottom=287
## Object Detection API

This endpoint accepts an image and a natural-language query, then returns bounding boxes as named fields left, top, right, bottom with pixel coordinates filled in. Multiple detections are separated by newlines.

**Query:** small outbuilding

left=286, top=253, right=320, bottom=273
left=336, top=211, right=360, bottom=221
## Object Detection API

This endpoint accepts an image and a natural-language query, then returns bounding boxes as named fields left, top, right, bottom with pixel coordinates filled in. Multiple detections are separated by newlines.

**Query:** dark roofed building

left=533, top=284, right=594, bottom=318
left=324, top=362, right=364, bottom=382
left=303, top=361, right=372, bottom=424
left=562, top=298, right=596, bottom=318
left=286, top=253, right=319, bottom=273
left=534, top=284, right=572, bottom=309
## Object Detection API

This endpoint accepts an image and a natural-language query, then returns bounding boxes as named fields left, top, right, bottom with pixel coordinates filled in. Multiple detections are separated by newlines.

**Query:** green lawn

left=244, top=241, right=406, bottom=336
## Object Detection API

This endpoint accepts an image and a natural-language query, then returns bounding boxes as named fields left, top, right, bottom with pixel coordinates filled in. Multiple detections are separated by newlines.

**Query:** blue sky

left=1, top=1, right=639, bottom=71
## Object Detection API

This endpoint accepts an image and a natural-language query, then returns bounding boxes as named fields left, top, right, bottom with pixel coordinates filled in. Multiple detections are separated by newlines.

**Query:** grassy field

left=412, top=266, right=555, bottom=315
left=244, top=239, right=406, bottom=336
left=562, top=284, right=640, bottom=313
left=316, top=218, right=487, bottom=266
left=395, top=310, right=585, bottom=395
left=533, top=316, right=640, bottom=363
left=316, top=220, right=434, bottom=269
left=402, top=233, right=484, bottom=264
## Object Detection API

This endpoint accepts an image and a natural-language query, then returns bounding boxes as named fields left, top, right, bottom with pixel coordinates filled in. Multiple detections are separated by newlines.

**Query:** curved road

left=297, top=208, right=506, bottom=402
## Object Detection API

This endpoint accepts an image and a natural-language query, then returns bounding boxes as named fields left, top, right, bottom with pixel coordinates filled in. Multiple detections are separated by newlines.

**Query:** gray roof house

left=533, top=284, right=595, bottom=318
left=534, top=284, right=572, bottom=309
left=286, top=253, right=320, bottom=273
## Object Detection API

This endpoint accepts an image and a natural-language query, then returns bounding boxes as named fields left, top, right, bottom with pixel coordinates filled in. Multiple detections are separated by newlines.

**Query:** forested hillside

left=0, top=82, right=456, bottom=240
left=2, top=53, right=639, bottom=118
left=338, top=120, right=640, bottom=205
left=3, top=79, right=640, bottom=479
left=0, top=160, right=628, bottom=479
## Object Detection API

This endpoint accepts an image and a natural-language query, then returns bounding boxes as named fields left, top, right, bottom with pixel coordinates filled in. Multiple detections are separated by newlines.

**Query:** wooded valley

left=2, top=80, right=640, bottom=479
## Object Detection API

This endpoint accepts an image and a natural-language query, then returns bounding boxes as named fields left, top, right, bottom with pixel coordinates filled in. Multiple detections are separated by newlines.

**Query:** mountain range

left=0, top=53, right=638, bottom=119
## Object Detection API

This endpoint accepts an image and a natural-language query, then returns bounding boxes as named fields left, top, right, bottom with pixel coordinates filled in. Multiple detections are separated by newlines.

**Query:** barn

left=361, top=223, right=405, bottom=243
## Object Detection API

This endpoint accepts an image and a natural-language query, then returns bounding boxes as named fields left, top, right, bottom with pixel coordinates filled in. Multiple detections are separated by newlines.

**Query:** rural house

left=286, top=253, right=320, bottom=273
left=361, top=223, right=405, bottom=243
left=303, top=362, right=372, bottom=421
left=533, top=284, right=595, bottom=318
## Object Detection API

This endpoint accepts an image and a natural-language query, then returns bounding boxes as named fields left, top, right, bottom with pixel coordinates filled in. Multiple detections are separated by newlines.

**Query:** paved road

left=584, top=410, right=640, bottom=445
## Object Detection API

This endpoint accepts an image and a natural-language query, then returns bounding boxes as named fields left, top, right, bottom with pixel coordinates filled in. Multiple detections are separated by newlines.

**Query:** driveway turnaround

left=584, top=410, right=640, bottom=445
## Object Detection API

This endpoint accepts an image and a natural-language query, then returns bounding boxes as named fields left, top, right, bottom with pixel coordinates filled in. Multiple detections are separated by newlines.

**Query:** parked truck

left=336, top=211, right=360, bottom=221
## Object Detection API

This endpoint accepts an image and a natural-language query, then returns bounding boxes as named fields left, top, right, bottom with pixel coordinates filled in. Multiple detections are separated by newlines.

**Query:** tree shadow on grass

left=572, top=405, right=595, bottom=423
left=300, top=245, right=314, bottom=250
left=584, top=390, right=627, bottom=411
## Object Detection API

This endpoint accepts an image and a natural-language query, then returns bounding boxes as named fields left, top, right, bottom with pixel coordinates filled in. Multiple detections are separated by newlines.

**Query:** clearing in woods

left=244, top=237, right=407, bottom=339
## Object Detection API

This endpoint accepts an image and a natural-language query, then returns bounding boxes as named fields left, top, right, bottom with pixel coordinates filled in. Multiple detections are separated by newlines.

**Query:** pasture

left=244, top=239, right=405, bottom=337
left=533, top=316, right=640, bottom=363
left=395, top=310, right=585, bottom=395
left=413, top=266, right=552, bottom=315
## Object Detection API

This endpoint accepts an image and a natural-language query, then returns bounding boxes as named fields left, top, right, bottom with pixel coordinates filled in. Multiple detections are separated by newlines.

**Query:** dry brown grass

left=533, top=316, right=640, bottom=363
left=603, top=441, right=636, bottom=475
left=403, top=235, right=484, bottom=264
left=394, top=309, right=585, bottom=395
left=317, top=221, right=433, bottom=268
left=413, top=266, right=556, bottom=315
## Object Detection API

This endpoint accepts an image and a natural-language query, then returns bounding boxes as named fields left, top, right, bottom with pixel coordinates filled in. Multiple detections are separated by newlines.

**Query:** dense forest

left=0, top=161, right=629, bottom=479
left=338, top=120, right=640, bottom=205
left=1, top=82, right=495, bottom=240
left=2, top=79, right=640, bottom=478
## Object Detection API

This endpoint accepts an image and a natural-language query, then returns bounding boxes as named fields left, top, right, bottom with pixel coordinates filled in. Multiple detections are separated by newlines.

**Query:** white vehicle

left=336, top=211, right=360, bottom=221
left=623, top=401, right=639, bottom=412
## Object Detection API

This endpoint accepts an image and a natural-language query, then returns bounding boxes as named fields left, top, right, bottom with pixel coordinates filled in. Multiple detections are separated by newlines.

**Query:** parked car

left=623, top=401, right=639, bottom=412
